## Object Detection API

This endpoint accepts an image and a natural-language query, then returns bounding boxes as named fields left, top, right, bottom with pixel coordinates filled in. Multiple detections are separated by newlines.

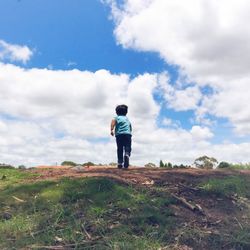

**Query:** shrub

left=159, top=161, right=191, bottom=169
left=158, top=161, right=175, bottom=169
left=61, top=161, right=77, bottom=167
left=166, top=162, right=172, bottom=168
left=172, top=164, right=190, bottom=169
left=218, top=162, right=231, bottom=169
left=82, top=162, right=95, bottom=167
left=0, top=164, right=15, bottom=169
left=18, top=165, right=26, bottom=170
left=144, top=163, right=157, bottom=168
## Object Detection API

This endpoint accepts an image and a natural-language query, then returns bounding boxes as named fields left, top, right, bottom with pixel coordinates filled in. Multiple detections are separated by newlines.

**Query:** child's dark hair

left=116, top=104, right=128, bottom=116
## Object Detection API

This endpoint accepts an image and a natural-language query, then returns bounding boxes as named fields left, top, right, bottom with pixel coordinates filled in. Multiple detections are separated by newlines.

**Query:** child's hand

left=110, top=119, right=116, bottom=136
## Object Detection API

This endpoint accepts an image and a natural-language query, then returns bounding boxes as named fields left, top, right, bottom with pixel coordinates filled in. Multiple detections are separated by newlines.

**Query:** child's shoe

left=117, top=164, right=123, bottom=169
left=124, top=154, right=129, bottom=169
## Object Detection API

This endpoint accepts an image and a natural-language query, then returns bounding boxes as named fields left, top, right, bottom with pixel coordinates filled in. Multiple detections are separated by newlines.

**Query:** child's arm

left=110, top=119, right=116, bottom=136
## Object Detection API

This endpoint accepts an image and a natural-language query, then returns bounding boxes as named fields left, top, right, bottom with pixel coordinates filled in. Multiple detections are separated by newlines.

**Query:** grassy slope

left=198, top=176, right=250, bottom=249
left=0, top=169, right=175, bottom=249
left=0, top=169, right=250, bottom=250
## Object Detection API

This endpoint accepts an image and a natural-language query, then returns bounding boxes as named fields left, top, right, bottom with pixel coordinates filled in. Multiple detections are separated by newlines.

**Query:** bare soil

left=31, top=165, right=250, bottom=185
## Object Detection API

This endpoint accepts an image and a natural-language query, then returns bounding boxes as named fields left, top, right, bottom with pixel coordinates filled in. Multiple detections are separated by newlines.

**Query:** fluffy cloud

left=0, top=119, right=116, bottom=166
left=0, top=40, right=33, bottom=63
left=109, top=0, right=250, bottom=80
left=0, top=63, right=160, bottom=166
left=198, top=78, right=250, bottom=135
left=1, top=62, right=250, bottom=166
left=190, top=126, right=213, bottom=140
left=108, top=0, right=250, bottom=135
left=158, top=73, right=202, bottom=111
left=2, top=1, right=250, bottom=165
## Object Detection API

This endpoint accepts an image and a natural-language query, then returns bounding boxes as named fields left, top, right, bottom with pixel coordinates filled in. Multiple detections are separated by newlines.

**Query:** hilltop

left=0, top=166, right=249, bottom=249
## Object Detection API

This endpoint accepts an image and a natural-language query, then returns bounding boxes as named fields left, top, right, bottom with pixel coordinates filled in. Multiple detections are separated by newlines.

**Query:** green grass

left=229, top=163, right=250, bottom=170
left=176, top=224, right=250, bottom=250
left=1, top=169, right=250, bottom=249
left=230, top=227, right=250, bottom=249
left=199, top=176, right=250, bottom=198
left=0, top=174, right=176, bottom=249
left=189, top=175, right=250, bottom=249
left=0, top=168, right=37, bottom=189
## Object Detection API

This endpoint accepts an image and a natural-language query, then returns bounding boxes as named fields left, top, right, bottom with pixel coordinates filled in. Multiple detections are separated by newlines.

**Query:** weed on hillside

left=1, top=169, right=250, bottom=249
left=0, top=168, right=37, bottom=189
left=199, top=175, right=250, bottom=198
left=0, top=173, right=175, bottom=249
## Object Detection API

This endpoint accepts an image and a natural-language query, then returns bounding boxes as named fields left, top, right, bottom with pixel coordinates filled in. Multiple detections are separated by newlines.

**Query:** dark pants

left=116, top=134, right=132, bottom=164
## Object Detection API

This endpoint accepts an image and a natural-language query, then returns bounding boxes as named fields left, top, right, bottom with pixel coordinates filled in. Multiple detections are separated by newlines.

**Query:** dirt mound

left=36, top=165, right=71, bottom=169
left=28, top=166, right=250, bottom=249
left=31, top=166, right=250, bottom=184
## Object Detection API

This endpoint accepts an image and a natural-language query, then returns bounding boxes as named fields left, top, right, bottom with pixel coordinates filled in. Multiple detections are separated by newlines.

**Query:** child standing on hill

left=110, top=105, right=132, bottom=169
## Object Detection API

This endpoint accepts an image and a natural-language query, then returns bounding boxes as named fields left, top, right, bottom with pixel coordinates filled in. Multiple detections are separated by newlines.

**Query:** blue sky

left=0, top=0, right=209, bottom=130
left=1, top=0, right=250, bottom=166
left=0, top=0, right=167, bottom=74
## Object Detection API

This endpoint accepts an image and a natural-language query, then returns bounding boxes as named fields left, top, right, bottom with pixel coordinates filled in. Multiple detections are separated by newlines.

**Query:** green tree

left=61, top=161, right=77, bottom=167
left=193, top=156, right=218, bottom=169
left=163, top=162, right=172, bottom=169
left=159, top=160, right=165, bottom=168
left=18, top=165, right=26, bottom=170
left=82, top=162, right=95, bottom=166
left=145, top=163, right=157, bottom=168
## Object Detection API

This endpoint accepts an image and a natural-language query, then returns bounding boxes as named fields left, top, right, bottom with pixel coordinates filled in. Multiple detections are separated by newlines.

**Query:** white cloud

left=0, top=118, right=116, bottom=166
left=159, top=80, right=202, bottom=111
left=67, top=61, right=77, bottom=67
left=1, top=1, right=250, bottom=166
left=1, top=63, right=250, bottom=167
left=0, top=40, right=33, bottom=63
left=0, top=63, right=160, bottom=166
left=161, top=118, right=180, bottom=129
left=128, top=73, right=159, bottom=120
left=108, top=0, right=250, bottom=135
left=1, top=2, right=250, bottom=166
left=190, top=126, right=213, bottom=140
left=199, top=78, right=250, bottom=135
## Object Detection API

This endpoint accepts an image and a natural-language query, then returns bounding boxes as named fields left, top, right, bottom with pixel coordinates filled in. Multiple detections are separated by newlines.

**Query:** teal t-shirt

left=115, top=116, right=132, bottom=136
